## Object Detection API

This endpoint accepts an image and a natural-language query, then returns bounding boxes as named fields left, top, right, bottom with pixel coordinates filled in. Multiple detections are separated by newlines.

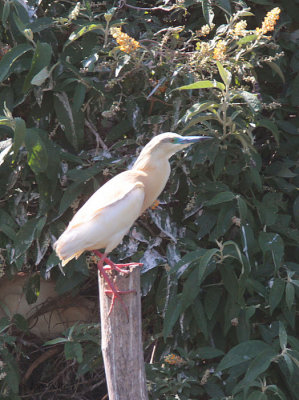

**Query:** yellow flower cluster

left=234, top=20, right=247, bottom=37
left=110, top=27, right=140, bottom=54
left=213, top=40, right=227, bottom=61
left=164, top=353, right=186, bottom=365
left=256, top=7, right=281, bottom=35
left=151, top=199, right=160, bottom=210
left=197, top=23, right=215, bottom=37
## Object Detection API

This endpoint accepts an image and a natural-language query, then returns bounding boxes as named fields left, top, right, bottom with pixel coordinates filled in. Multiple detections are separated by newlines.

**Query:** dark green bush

left=0, top=0, right=298, bottom=398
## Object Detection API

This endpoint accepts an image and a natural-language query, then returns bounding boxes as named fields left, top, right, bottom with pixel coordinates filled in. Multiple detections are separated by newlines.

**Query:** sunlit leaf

left=237, top=34, right=258, bottom=45
left=65, top=23, right=104, bottom=47
left=23, top=41, right=52, bottom=92
left=25, top=128, right=48, bottom=174
left=0, top=43, right=33, bottom=83
left=176, top=80, right=225, bottom=91
left=216, top=61, right=232, bottom=87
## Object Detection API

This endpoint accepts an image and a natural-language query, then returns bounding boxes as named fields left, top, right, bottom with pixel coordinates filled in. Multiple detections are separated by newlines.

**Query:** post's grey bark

left=98, top=266, right=148, bottom=400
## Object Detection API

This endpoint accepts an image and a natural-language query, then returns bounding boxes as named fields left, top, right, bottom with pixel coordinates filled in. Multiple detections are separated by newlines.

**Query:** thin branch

left=118, top=0, right=177, bottom=12
left=85, top=120, right=108, bottom=152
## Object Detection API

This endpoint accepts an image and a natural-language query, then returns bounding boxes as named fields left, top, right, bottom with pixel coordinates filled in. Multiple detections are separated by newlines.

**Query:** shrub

left=0, top=0, right=298, bottom=398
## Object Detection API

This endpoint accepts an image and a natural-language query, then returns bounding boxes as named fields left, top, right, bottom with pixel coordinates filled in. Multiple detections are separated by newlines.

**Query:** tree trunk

left=98, top=266, right=148, bottom=400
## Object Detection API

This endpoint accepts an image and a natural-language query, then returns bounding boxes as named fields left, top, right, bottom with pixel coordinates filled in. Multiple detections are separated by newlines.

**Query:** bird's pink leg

left=94, top=250, right=136, bottom=317
left=93, top=250, right=143, bottom=274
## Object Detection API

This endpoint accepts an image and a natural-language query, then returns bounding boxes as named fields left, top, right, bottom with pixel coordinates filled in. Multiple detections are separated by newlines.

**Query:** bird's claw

left=96, top=252, right=140, bottom=318
left=103, top=262, right=143, bottom=274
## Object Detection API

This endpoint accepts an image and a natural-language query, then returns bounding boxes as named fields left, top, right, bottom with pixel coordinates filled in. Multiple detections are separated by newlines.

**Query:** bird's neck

left=132, top=154, right=171, bottom=211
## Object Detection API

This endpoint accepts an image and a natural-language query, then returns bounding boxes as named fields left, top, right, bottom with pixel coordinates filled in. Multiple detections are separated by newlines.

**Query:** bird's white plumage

left=54, top=132, right=208, bottom=265
left=54, top=171, right=145, bottom=264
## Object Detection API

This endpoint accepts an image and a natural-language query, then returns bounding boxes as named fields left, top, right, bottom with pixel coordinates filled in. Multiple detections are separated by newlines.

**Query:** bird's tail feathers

left=54, top=232, right=84, bottom=266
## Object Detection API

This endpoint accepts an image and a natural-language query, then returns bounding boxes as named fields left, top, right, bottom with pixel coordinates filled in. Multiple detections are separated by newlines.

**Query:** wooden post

left=98, top=266, right=148, bottom=400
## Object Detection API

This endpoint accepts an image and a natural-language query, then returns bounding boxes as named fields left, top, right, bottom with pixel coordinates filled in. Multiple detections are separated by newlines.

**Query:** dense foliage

left=0, top=0, right=298, bottom=399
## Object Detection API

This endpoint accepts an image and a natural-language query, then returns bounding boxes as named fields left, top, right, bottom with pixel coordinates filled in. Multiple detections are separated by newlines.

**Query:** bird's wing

left=67, top=170, right=145, bottom=229
left=54, top=174, right=145, bottom=264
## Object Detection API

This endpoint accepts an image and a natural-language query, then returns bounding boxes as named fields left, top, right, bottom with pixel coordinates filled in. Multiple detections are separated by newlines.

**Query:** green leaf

left=221, top=267, right=239, bottom=299
left=179, top=101, right=217, bottom=124
left=176, top=80, right=225, bottom=92
left=237, top=34, right=258, bottom=45
left=12, top=314, right=29, bottom=332
left=25, top=128, right=48, bottom=174
left=181, top=268, right=201, bottom=309
left=3, top=354, right=20, bottom=394
left=29, top=17, right=54, bottom=32
left=64, top=341, right=83, bottom=363
left=44, top=337, right=69, bottom=345
left=237, top=196, right=248, bottom=222
left=12, top=118, right=26, bottom=160
left=73, top=83, right=86, bottom=112
left=264, top=61, right=285, bottom=83
left=258, top=232, right=284, bottom=270
left=198, top=248, right=218, bottom=284
left=58, top=182, right=85, bottom=216
left=266, top=384, right=287, bottom=400
left=202, top=0, right=214, bottom=26
left=182, top=113, right=220, bottom=132
left=240, top=347, right=276, bottom=386
left=197, top=346, right=224, bottom=359
left=216, top=340, right=273, bottom=372
left=192, top=298, right=208, bottom=340
left=285, top=282, right=295, bottom=310
left=23, top=41, right=52, bottom=92
left=65, top=23, right=104, bottom=47
left=54, top=92, right=84, bottom=149
left=277, top=121, right=299, bottom=135
left=269, top=279, right=285, bottom=314
left=215, top=0, right=231, bottom=14
left=238, top=91, right=261, bottom=112
left=283, top=353, right=294, bottom=376
left=163, top=296, right=182, bottom=339
left=247, top=391, right=268, bottom=400
left=14, top=216, right=46, bottom=260
left=206, top=191, right=235, bottom=206
left=279, top=321, right=287, bottom=350
left=171, top=249, right=206, bottom=275
left=257, top=119, right=280, bottom=144
left=204, top=287, right=223, bottom=320
left=216, top=61, right=231, bottom=87
left=2, top=0, right=10, bottom=28
left=290, top=73, right=299, bottom=107
left=0, top=316, right=11, bottom=332
left=0, top=43, right=33, bottom=83
left=31, top=66, right=50, bottom=86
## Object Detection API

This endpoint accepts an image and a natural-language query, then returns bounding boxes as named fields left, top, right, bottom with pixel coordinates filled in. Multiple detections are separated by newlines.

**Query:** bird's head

left=138, top=132, right=212, bottom=160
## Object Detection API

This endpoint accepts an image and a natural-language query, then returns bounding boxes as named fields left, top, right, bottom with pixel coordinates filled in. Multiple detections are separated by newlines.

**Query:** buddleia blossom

left=213, top=40, right=227, bottom=61
left=164, top=353, right=186, bottom=365
left=233, top=20, right=247, bottom=37
left=197, top=23, right=215, bottom=37
left=110, top=27, right=140, bottom=54
left=256, top=7, right=281, bottom=35
left=69, top=2, right=80, bottom=21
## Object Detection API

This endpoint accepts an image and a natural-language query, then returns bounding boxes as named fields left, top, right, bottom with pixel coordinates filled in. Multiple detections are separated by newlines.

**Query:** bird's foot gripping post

left=93, top=250, right=143, bottom=317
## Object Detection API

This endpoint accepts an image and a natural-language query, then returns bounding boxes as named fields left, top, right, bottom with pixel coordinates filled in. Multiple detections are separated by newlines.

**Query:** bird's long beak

left=177, top=136, right=213, bottom=144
